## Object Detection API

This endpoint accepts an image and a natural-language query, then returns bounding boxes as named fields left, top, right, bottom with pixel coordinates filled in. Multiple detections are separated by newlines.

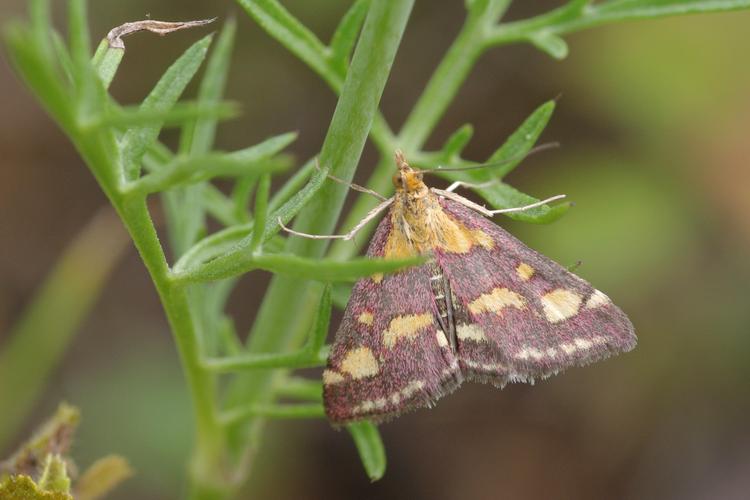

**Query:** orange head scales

left=393, top=150, right=428, bottom=199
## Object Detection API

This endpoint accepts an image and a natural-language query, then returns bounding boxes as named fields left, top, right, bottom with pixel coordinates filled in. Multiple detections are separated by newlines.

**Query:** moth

left=284, top=151, right=636, bottom=424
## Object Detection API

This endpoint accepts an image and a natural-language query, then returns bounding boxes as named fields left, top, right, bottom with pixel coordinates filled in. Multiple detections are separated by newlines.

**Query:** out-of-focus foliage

left=0, top=404, right=131, bottom=500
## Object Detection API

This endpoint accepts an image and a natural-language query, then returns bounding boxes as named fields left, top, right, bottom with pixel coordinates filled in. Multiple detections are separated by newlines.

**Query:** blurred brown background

left=2, top=1, right=750, bottom=499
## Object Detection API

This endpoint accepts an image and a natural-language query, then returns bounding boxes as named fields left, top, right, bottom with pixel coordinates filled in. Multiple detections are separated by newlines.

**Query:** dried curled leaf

left=106, top=18, right=216, bottom=49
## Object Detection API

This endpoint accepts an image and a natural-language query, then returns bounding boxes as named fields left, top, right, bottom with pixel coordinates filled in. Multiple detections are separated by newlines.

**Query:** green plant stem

left=116, top=197, right=226, bottom=498
left=224, top=0, right=415, bottom=476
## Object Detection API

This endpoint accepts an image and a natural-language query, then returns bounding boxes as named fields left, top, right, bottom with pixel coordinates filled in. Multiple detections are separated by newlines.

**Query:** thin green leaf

left=52, top=31, right=75, bottom=84
left=202, top=184, right=242, bottom=226
left=441, top=123, right=474, bottom=160
left=75, top=455, right=133, bottom=500
left=220, top=403, right=325, bottom=425
left=127, top=152, right=287, bottom=196
left=594, top=0, right=750, bottom=18
left=250, top=174, right=271, bottom=253
left=329, top=0, right=371, bottom=72
left=267, top=157, right=316, bottom=212
left=92, top=39, right=124, bottom=89
left=174, top=228, right=288, bottom=277
left=262, top=164, right=329, bottom=241
left=230, top=176, right=257, bottom=223
left=236, top=0, right=331, bottom=83
left=529, top=31, right=569, bottom=59
left=4, top=25, right=75, bottom=131
left=175, top=251, right=424, bottom=284
left=120, top=34, right=213, bottom=181
left=309, top=284, right=332, bottom=352
left=180, top=17, right=237, bottom=156
left=203, top=350, right=324, bottom=372
left=485, top=99, right=556, bottom=177
left=275, top=377, right=323, bottom=402
left=475, top=182, right=571, bottom=223
left=100, top=100, right=238, bottom=129
left=29, top=0, right=53, bottom=61
left=68, top=0, right=91, bottom=70
left=331, top=282, right=353, bottom=310
left=347, top=421, right=386, bottom=481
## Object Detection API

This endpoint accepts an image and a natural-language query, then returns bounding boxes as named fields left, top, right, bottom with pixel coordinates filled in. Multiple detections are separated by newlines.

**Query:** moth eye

left=392, top=174, right=403, bottom=188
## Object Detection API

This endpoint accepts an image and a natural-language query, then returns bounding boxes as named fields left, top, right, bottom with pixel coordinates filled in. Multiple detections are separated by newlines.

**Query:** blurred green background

left=2, top=1, right=750, bottom=499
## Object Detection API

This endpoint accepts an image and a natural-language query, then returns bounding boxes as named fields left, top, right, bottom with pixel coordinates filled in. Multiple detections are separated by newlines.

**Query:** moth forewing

left=314, top=152, right=635, bottom=424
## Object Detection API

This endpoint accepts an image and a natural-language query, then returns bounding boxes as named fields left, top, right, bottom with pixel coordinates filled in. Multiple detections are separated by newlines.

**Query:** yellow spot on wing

left=357, top=311, right=374, bottom=326
left=585, top=289, right=610, bottom=309
left=383, top=313, right=433, bottom=348
left=322, top=369, right=345, bottom=385
left=471, top=229, right=495, bottom=250
left=340, top=347, right=379, bottom=379
left=456, top=323, right=487, bottom=342
left=540, top=289, right=583, bottom=323
left=435, top=330, right=449, bottom=348
left=516, top=263, right=535, bottom=281
left=468, top=288, right=525, bottom=315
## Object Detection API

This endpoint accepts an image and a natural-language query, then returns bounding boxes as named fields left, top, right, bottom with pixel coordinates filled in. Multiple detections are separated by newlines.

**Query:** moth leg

left=279, top=197, right=394, bottom=240
left=315, top=159, right=388, bottom=201
left=432, top=188, right=565, bottom=217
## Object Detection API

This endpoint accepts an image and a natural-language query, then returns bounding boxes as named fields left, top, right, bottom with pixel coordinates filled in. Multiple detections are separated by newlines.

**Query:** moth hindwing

left=322, top=153, right=636, bottom=425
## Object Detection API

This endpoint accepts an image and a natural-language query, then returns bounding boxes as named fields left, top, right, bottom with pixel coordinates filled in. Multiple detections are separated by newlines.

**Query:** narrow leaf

left=347, top=421, right=386, bottom=481
left=176, top=251, right=424, bottom=284
left=120, top=34, right=213, bottom=180
left=67, top=0, right=91, bottom=70
left=91, top=39, right=123, bottom=89
left=275, top=377, right=323, bottom=401
left=180, top=17, right=237, bottom=155
left=594, top=0, right=750, bottom=18
left=74, top=455, right=132, bottom=500
left=236, top=0, right=331, bottom=81
left=250, top=174, right=271, bottom=253
left=529, top=31, right=569, bottom=59
left=129, top=151, right=288, bottom=195
left=102, top=100, right=238, bottom=129
left=221, top=403, right=325, bottom=425
left=441, top=123, right=474, bottom=160
left=331, top=282, right=353, bottom=310
left=476, top=182, right=570, bottom=223
left=329, top=0, right=370, bottom=71
left=308, top=284, right=332, bottom=351
left=486, top=99, right=556, bottom=177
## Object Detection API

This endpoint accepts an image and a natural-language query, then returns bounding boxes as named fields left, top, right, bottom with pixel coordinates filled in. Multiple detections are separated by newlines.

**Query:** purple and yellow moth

left=285, top=151, right=636, bottom=424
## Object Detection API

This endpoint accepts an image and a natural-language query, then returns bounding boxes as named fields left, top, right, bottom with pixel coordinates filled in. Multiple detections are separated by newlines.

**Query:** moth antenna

left=315, top=159, right=387, bottom=201
left=278, top=197, right=394, bottom=241
left=418, top=142, right=560, bottom=174
left=487, top=194, right=567, bottom=215
left=432, top=189, right=566, bottom=218
left=445, top=178, right=498, bottom=193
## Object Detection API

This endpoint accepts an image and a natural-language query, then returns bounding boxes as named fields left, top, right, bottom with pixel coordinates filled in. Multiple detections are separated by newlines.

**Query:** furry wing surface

left=434, top=197, right=636, bottom=386
left=323, top=215, right=461, bottom=424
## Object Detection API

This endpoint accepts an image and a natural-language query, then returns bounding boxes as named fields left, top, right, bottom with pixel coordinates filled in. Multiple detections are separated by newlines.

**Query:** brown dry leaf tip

left=106, top=18, right=216, bottom=49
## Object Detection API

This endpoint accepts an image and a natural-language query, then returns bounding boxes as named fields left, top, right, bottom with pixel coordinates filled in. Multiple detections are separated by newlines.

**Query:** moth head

left=393, top=150, right=427, bottom=197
